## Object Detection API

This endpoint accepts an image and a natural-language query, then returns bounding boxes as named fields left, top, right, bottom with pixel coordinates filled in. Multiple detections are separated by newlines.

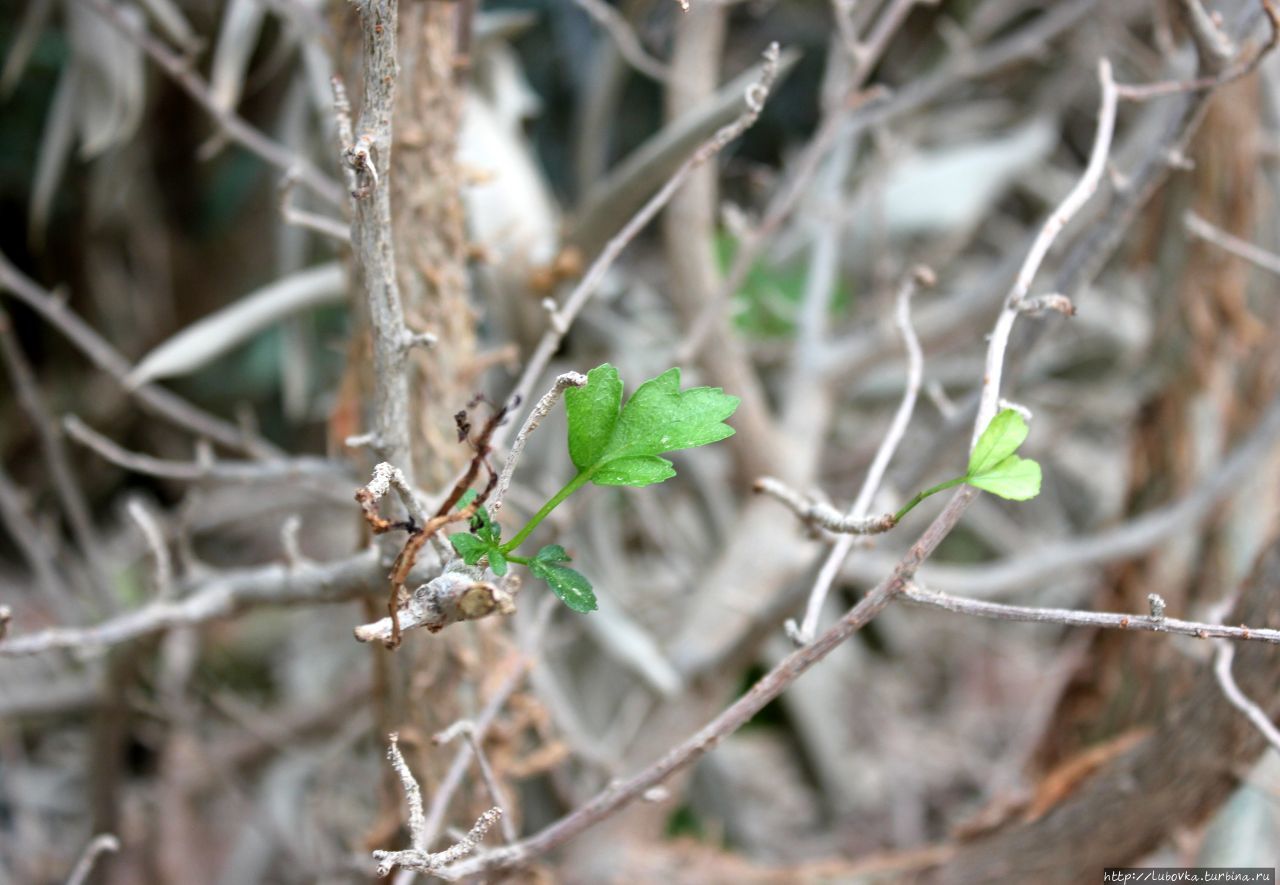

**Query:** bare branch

left=0, top=250, right=278, bottom=458
left=753, top=478, right=896, bottom=536
left=126, top=497, right=175, bottom=600
left=788, top=265, right=931, bottom=644
left=75, top=0, right=342, bottom=205
left=0, top=549, right=384, bottom=658
left=571, top=0, right=670, bottom=82
left=1214, top=641, right=1280, bottom=753
left=65, top=833, right=120, bottom=885
left=352, top=565, right=518, bottom=643
left=63, top=415, right=349, bottom=487
left=279, top=171, right=351, bottom=243
left=899, top=582, right=1280, bottom=645
left=1184, top=209, right=1280, bottom=277
left=346, top=0, right=414, bottom=485
left=433, top=721, right=519, bottom=843
left=973, top=58, right=1117, bottom=446
left=491, top=372, right=587, bottom=515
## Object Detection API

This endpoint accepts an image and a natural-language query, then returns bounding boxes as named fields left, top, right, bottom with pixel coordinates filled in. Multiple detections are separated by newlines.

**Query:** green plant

left=893, top=408, right=1042, bottom=523
left=450, top=364, right=740, bottom=612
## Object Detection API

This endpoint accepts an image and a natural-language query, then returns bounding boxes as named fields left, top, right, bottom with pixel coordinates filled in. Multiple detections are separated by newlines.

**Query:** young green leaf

left=968, top=409, right=1030, bottom=477
left=564, top=364, right=739, bottom=489
left=449, top=532, right=489, bottom=565
left=529, top=546, right=596, bottom=612
left=966, top=453, right=1042, bottom=501
left=456, top=488, right=478, bottom=511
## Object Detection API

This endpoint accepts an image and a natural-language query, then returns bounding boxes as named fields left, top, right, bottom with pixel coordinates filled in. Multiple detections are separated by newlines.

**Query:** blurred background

left=2, top=0, right=1279, bottom=881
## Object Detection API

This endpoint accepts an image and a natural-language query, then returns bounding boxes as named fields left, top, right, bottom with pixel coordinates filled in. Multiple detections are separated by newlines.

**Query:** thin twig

left=0, top=251, right=278, bottom=458
left=64, top=833, right=120, bottom=885
left=494, top=42, right=783, bottom=449
left=1214, top=641, right=1280, bottom=753
left=571, top=0, right=670, bottom=82
left=0, top=549, right=385, bottom=658
left=899, top=582, right=1280, bottom=645
left=753, top=478, right=896, bottom=536
left=973, top=59, right=1117, bottom=446
left=279, top=171, right=351, bottom=243
left=434, top=722, right=519, bottom=843
left=64, top=415, right=348, bottom=486
left=76, top=0, right=342, bottom=205
left=490, top=372, right=587, bottom=515
left=1115, top=0, right=1279, bottom=101
left=126, top=498, right=175, bottom=600
left=1185, top=209, right=1280, bottom=277
left=788, top=265, right=931, bottom=644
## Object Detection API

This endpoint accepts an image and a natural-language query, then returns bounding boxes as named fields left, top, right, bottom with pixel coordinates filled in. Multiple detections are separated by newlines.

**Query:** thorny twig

left=373, top=732, right=501, bottom=877
left=491, top=372, right=587, bottom=515
left=787, top=265, right=932, bottom=645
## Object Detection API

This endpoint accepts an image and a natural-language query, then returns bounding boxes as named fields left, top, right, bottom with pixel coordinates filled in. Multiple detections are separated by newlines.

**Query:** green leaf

left=564, top=364, right=739, bottom=489
left=565, top=364, right=623, bottom=471
left=968, top=409, right=1030, bottom=477
left=966, top=454, right=1042, bottom=501
left=592, top=455, right=676, bottom=487
left=534, top=544, right=571, bottom=564
left=456, top=488, right=478, bottom=511
left=530, top=559, right=597, bottom=612
left=450, top=532, right=488, bottom=565
left=469, top=506, right=500, bottom=545
left=488, top=548, right=509, bottom=577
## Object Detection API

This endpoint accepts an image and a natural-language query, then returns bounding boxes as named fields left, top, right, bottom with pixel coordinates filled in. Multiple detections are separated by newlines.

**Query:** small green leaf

left=564, top=364, right=739, bottom=489
left=450, top=532, right=488, bottom=565
left=456, top=488, right=478, bottom=511
left=534, top=544, right=571, bottom=564
left=530, top=559, right=597, bottom=612
left=488, top=548, right=509, bottom=576
left=968, top=409, right=1030, bottom=477
left=966, top=454, right=1042, bottom=501
left=592, top=455, right=676, bottom=487
left=469, top=506, right=500, bottom=545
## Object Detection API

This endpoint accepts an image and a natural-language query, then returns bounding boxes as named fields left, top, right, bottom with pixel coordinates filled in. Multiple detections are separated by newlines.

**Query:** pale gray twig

left=63, top=415, right=349, bottom=487
left=126, top=498, right=175, bottom=600
left=787, top=265, right=931, bottom=644
left=279, top=172, right=351, bottom=243
left=65, top=833, right=120, bottom=885
left=0, top=549, right=384, bottom=658
left=351, top=567, right=518, bottom=643
left=973, top=58, right=1117, bottom=446
left=753, top=478, right=896, bottom=536
left=1185, top=209, right=1280, bottom=277
left=1214, top=641, right=1280, bottom=754
left=433, top=721, right=519, bottom=843
left=491, top=372, right=586, bottom=515
left=361, top=462, right=430, bottom=529
left=374, top=733, right=501, bottom=876
left=899, top=582, right=1280, bottom=645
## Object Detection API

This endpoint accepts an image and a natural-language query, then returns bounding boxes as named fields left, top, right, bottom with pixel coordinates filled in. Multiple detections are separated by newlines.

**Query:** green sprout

left=450, top=364, right=740, bottom=612
left=893, top=408, right=1042, bottom=524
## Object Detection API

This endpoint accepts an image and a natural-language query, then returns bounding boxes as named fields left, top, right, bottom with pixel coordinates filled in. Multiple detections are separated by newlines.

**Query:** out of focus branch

left=0, top=250, right=279, bottom=458
left=65, top=834, right=120, bottom=885
left=491, top=372, right=586, bottom=515
left=0, top=549, right=384, bottom=658
left=76, top=0, right=343, bottom=205
left=571, top=0, right=669, bottom=82
left=1185, top=209, right=1280, bottom=276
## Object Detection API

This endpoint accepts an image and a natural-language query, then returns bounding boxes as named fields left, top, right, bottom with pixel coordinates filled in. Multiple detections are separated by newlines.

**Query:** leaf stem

left=893, top=475, right=966, bottom=524
left=505, top=553, right=530, bottom=565
left=501, top=470, right=592, bottom=553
